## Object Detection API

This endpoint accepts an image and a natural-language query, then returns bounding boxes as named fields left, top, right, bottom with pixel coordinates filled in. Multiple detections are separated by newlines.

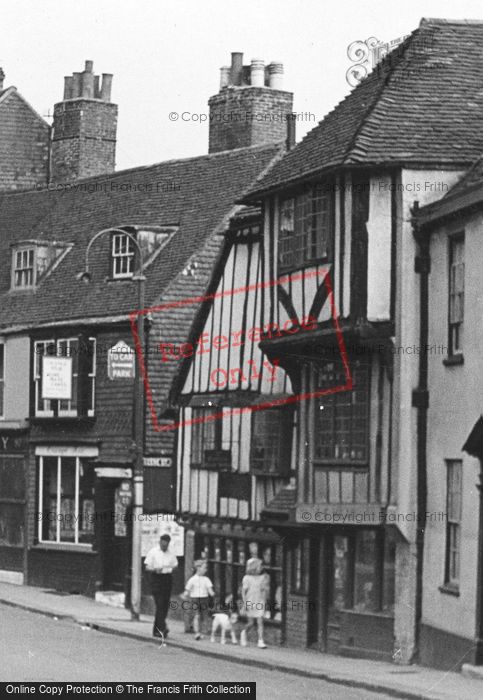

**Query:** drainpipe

left=411, top=200, right=430, bottom=661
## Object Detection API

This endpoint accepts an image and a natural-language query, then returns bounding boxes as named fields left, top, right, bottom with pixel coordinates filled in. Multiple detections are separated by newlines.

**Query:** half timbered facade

left=175, top=209, right=294, bottom=642
left=241, top=18, right=483, bottom=661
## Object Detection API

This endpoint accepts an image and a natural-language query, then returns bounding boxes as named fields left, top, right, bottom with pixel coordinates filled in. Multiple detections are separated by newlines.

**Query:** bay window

left=279, top=184, right=333, bottom=271
left=314, top=358, right=370, bottom=463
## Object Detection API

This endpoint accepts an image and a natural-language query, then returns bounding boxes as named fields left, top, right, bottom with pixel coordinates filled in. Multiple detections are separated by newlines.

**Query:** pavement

left=1, top=581, right=483, bottom=700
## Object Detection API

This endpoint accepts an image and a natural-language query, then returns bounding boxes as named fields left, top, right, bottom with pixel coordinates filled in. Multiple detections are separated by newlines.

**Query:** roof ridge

left=0, top=141, right=284, bottom=198
left=420, top=17, right=483, bottom=26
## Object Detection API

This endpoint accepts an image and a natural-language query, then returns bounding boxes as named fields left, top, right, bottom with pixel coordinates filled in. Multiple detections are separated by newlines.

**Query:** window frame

left=448, top=233, right=465, bottom=357
left=34, top=337, right=96, bottom=418
left=112, top=232, right=135, bottom=279
left=278, top=184, right=334, bottom=273
left=0, top=341, right=4, bottom=419
left=444, top=459, right=462, bottom=589
left=197, top=534, right=283, bottom=624
left=313, top=358, right=371, bottom=465
left=12, top=246, right=36, bottom=289
left=189, top=406, right=223, bottom=469
left=290, top=538, right=310, bottom=595
left=250, top=407, right=293, bottom=476
left=37, top=455, right=95, bottom=547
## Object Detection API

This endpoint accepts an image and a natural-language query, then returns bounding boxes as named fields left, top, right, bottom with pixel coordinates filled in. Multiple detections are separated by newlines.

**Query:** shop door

left=326, top=534, right=352, bottom=654
left=0, top=454, right=27, bottom=573
left=96, top=479, right=131, bottom=591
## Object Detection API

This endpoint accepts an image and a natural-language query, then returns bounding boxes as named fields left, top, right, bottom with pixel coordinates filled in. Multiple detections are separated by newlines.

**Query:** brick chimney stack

left=208, top=52, right=293, bottom=153
left=50, top=60, right=117, bottom=183
left=0, top=68, right=5, bottom=91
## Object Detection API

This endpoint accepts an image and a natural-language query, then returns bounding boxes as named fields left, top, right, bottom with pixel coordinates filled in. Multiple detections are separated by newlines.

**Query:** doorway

left=95, top=478, right=131, bottom=591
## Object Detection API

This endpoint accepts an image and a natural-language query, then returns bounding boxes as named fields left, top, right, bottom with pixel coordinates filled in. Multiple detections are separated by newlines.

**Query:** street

left=0, top=605, right=391, bottom=699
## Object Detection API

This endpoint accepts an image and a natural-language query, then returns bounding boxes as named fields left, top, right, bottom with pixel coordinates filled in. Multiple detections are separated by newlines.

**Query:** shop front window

left=38, top=455, right=95, bottom=545
left=197, top=535, right=282, bottom=622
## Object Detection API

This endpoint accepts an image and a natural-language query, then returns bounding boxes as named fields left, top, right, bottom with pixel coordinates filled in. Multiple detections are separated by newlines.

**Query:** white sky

left=2, top=0, right=482, bottom=170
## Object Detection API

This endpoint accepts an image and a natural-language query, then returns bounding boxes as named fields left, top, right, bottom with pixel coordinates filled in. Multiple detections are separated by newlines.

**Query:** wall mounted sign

left=204, top=449, right=232, bottom=470
left=35, top=445, right=99, bottom=458
left=114, top=481, right=133, bottom=537
left=42, top=356, right=72, bottom=400
left=107, top=341, right=135, bottom=380
left=143, top=456, right=172, bottom=468
left=0, top=431, right=28, bottom=453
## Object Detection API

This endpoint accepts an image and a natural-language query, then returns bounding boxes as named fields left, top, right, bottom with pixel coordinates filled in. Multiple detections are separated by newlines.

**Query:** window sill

left=443, top=354, right=464, bottom=367
left=278, top=257, right=331, bottom=276
left=438, top=583, right=460, bottom=597
left=33, top=542, right=95, bottom=553
left=340, top=607, right=394, bottom=619
left=31, top=416, right=96, bottom=426
left=251, top=469, right=290, bottom=478
left=190, top=462, right=225, bottom=471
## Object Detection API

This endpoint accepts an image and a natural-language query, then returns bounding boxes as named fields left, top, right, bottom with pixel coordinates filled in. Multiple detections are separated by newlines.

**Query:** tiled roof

left=0, top=143, right=282, bottom=330
left=441, top=157, right=483, bottom=196
left=245, top=18, right=483, bottom=198
left=415, top=157, right=483, bottom=225
left=261, top=486, right=296, bottom=517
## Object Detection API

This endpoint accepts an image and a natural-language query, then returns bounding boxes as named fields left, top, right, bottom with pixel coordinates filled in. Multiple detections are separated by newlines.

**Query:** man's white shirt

left=145, top=547, right=178, bottom=573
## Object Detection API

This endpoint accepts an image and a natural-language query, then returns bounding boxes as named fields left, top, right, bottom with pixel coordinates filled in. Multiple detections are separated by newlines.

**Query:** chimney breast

left=208, top=52, right=293, bottom=153
left=50, top=61, right=117, bottom=183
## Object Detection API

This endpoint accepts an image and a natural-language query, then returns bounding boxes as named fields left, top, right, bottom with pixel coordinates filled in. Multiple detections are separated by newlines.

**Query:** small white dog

left=210, top=611, right=239, bottom=644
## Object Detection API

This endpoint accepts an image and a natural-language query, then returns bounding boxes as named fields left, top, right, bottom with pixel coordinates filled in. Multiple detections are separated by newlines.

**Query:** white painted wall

left=367, top=174, right=392, bottom=321
left=422, top=209, right=483, bottom=640
left=392, top=168, right=465, bottom=543
left=0, top=334, right=30, bottom=423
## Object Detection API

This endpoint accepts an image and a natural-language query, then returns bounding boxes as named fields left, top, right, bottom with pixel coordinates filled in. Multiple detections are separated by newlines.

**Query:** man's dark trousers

left=151, top=573, right=172, bottom=637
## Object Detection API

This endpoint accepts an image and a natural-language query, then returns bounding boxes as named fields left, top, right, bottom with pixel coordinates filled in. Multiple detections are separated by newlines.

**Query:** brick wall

left=208, top=87, right=293, bottom=153
left=51, top=99, right=117, bottom=183
left=0, top=90, right=49, bottom=191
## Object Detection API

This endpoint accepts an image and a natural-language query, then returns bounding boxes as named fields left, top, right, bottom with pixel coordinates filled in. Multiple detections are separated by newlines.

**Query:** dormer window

left=11, top=240, right=70, bottom=290
left=112, top=232, right=135, bottom=278
left=14, top=248, right=35, bottom=288
left=111, top=226, right=178, bottom=279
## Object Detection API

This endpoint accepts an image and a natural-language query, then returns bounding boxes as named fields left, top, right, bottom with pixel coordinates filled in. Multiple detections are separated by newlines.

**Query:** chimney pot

left=220, top=66, right=230, bottom=89
left=81, top=62, right=94, bottom=98
left=101, top=73, right=113, bottom=102
left=268, top=62, right=284, bottom=89
left=230, top=52, right=243, bottom=86
left=250, top=59, right=265, bottom=87
left=72, top=72, right=82, bottom=98
left=85, top=60, right=94, bottom=72
left=63, top=76, right=74, bottom=100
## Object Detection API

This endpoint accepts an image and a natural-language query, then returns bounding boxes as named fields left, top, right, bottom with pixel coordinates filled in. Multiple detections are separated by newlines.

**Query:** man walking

left=144, top=534, right=178, bottom=638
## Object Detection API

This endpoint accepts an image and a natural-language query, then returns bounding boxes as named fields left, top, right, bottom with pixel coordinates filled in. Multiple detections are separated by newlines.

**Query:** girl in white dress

left=240, top=558, right=268, bottom=648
